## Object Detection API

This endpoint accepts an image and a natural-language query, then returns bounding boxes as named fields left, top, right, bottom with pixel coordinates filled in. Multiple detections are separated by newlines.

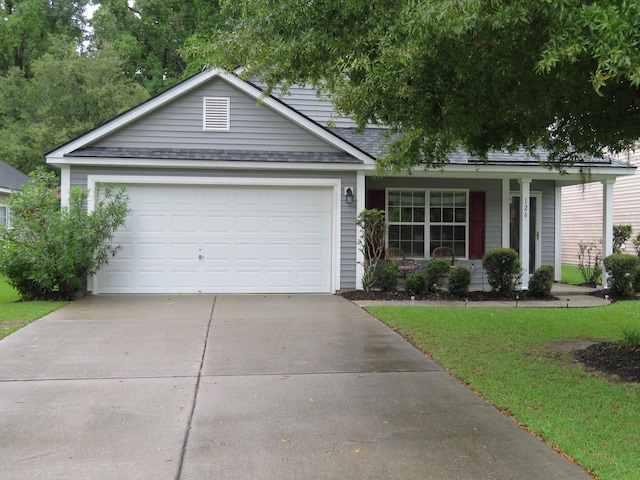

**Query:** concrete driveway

left=0, top=295, right=592, bottom=480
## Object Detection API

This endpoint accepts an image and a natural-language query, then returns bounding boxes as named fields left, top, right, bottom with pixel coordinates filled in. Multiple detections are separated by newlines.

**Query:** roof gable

left=47, top=69, right=374, bottom=165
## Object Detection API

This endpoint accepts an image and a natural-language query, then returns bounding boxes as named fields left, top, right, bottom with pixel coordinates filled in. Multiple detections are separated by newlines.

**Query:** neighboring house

left=562, top=149, right=640, bottom=265
left=45, top=69, right=635, bottom=294
left=0, top=161, right=30, bottom=228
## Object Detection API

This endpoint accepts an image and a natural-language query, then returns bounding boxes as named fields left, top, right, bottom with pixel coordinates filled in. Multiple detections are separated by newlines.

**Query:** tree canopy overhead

left=189, top=0, right=640, bottom=172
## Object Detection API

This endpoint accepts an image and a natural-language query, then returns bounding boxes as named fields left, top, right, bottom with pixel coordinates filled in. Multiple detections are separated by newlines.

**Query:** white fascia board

left=46, top=68, right=375, bottom=165
left=47, top=155, right=370, bottom=172
left=0, top=187, right=13, bottom=195
left=385, top=163, right=637, bottom=182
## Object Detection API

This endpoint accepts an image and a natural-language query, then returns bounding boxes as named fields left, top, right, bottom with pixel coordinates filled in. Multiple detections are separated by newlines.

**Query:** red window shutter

left=367, top=190, right=385, bottom=210
left=469, top=191, right=486, bottom=260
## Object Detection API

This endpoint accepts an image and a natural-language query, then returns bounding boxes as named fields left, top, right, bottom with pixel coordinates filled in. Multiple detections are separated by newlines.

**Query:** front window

left=0, top=205, right=8, bottom=228
left=387, top=189, right=468, bottom=258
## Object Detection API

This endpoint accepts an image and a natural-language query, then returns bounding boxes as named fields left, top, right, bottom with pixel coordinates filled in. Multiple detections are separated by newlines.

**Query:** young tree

left=0, top=170, right=130, bottom=299
left=189, top=0, right=640, bottom=173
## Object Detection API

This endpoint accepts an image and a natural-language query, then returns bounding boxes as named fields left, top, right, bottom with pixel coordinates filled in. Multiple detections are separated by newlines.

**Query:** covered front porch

left=353, top=159, right=635, bottom=291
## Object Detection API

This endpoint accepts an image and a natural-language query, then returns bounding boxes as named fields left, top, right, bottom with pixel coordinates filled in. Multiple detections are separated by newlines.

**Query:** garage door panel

left=96, top=184, right=334, bottom=294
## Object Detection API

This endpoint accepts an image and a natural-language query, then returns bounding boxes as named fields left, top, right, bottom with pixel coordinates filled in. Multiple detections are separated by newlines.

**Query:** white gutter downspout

left=554, top=186, right=562, bottom=282
left=60, top=165, right=71, bottom=208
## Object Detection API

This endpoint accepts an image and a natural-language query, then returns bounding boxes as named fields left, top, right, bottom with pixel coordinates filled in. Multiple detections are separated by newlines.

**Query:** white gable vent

left=203, top=97, right=230, bottom=131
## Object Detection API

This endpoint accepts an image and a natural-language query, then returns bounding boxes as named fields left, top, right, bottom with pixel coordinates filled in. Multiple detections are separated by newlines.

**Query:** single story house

left=562, top=149, right=640, bottom=264
left=0, top=161, right=30, bottom=228
left=46, top=69, right=635, bottom=294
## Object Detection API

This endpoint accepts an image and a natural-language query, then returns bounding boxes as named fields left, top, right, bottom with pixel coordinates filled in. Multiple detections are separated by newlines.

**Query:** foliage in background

left=633, top=232, right=640, bottom=257
left=90, top=0, right=230, bottom=94
left=613, top=224, right=633, bottom=254
left=371, top=303, right=640, bottom=480
left=0, top=0, right=89, bottom=76
left=378, top=264, right=399, bottom=292
left=577, top=240, right=602, bottom=286
left=192, top=0, right=640, bottom=173
left=0, top=38, right=149, bottom=174
left=0, top=170, right=130, bottom=299
left=448, top=265, right=471, bottom=299
left=603, top=254, right=640, bottom=299
left=529, top=264, right=554, bottom=298
left=482, top=248, right=522, bottom=295
left=356, top=209, right=386, bottom=292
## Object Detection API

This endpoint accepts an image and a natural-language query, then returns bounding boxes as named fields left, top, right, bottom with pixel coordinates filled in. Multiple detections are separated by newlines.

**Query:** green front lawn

left=0, top=277, right=67, bottom=340
left=561, top=264, right=585, bottom=285
left=369, top=303, right=640, bottom=480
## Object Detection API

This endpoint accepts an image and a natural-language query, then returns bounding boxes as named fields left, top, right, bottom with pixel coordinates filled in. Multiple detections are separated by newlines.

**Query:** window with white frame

left=387, top=189, right=468, bottom=258
left=0, top=205, right=9, bottom=228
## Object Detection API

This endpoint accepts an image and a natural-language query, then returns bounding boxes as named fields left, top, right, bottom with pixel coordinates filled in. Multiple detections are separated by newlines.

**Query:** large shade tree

left=0, top=0, right=90, bottom=76
left=188, top=0, right=640, bottom=172
left=0, top=38, right=149, bottom=173
left=90, top=0, right=230, bottom=94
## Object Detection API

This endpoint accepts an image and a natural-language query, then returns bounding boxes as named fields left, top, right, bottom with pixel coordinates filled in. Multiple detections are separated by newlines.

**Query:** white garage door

left=94, top=183, right=334, bottom=294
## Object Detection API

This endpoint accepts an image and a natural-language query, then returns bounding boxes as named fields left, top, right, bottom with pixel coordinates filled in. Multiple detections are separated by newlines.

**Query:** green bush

left=425, top=259, right=450, bottom=292
left=379, top=264, right=399, bottom=292
left=0, top=170, right=130, bottom=299
left=616, top=328, right=640, bottom=351
left=577, top=240, right=602, bottom=285
left=529, top=264, right=554, bottom=298
left=448, top=266, right=471, bottom=298
left=482, top=248, right=522, bottom=295
left=603, top=253, right=640, bottom=298
left=404, top=273, right=428, bottom=297
left=613, top=224, right=633, bottom=254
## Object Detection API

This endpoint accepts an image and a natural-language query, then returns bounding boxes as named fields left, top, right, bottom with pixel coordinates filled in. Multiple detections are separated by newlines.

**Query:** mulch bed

left=573, top=342, right=640, bottom=383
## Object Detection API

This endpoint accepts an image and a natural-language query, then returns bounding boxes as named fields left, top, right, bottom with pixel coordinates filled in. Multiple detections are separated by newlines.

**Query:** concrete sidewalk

left=1, top=295, right=593, bottom=479
left=353, top=284, right=611, bottom=308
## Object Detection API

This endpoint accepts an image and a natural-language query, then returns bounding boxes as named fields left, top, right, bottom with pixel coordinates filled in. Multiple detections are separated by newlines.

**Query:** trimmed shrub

left=404, top=273, right=428, bottom=297
left=379, top=264, right=399, bottom=292
left=529, top=264, right=554, bottom=298
left=603, top=253, right=640, bottom=298
left=482, top=248, right=522, bottom=295
left=635, top=266, right=640, bottom=293
left=425, top=259, right=450, bottom=292
left=0, top=170, right=130, bottom=299
left=448, top=266, right=471, bottom=299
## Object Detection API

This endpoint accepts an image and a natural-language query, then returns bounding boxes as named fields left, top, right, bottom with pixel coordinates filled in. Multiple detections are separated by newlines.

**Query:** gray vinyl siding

left=249, top=82, right=358, bottom=129
left=562, top=150, right=640, bottom=265
left=71, top=166, right=357, bottom=289
left=91, top=78, right=342, bottom=154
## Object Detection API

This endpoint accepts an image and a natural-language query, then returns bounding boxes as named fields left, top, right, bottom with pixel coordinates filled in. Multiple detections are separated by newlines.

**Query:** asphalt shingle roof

left=70, top=147, right=364, bottom=164
left=0, top=161, right=30, bottom=191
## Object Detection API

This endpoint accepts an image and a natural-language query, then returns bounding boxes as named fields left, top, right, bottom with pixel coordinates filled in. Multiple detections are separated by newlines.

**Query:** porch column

left=519, top=178, right=532, bottom=290
left=554, top=186, right=562, bottom=282
left=502, top=179, right=510, bottom=248
left=355, top=171, right=366, bottom=290
left=602, top=179, right=615, bottom=289
left=60, top=165, right=71, bottom=208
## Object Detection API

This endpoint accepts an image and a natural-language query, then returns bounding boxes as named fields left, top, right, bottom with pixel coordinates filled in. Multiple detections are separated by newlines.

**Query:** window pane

left=388, top=207, right=400, bottom=222
left=414, top=191, right=425, bottom=206
left=388, top=192, right=400, bottom=206
left=389, top=226, right=400, bottom=241
left=455, top=208, right=466, bottom=222
left=415, top=207, right=425, bottom=222
left=442, top=208, right=453, bottom=222
left=401, top=207, right=413, bottom=222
